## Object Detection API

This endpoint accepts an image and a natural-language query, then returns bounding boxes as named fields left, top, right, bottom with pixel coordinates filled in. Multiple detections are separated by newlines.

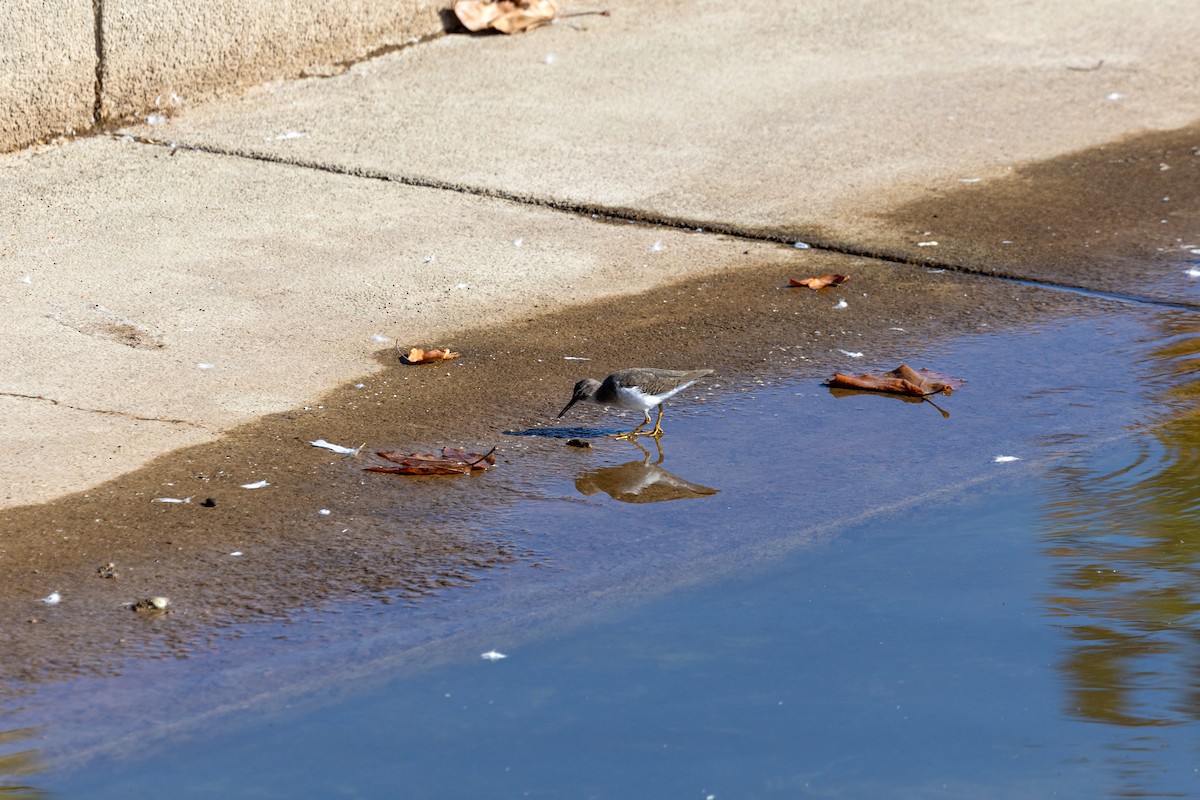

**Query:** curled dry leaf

left=827, top=364, right=963, bottom=397
left=454, top=0, right=558, bottom=33
left=789, top=274, right=850, bottom=290
left=401, top=347, right=461, bottom=365
left=365, top=446, right=497, bottom=475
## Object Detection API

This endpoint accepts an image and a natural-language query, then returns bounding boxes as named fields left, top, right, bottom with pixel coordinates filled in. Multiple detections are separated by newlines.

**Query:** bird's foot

left=609, top=429, right=662, bottom=441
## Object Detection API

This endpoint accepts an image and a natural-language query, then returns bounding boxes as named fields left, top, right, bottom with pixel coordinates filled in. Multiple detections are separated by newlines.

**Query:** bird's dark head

left=558, top=377, right=602, bottom=418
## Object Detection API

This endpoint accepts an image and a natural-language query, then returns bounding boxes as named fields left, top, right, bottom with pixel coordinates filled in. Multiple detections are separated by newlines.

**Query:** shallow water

left=5, top=305, right=1200, bottom=799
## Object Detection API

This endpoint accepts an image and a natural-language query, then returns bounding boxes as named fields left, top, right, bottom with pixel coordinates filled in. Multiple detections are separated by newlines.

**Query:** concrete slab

left=0, top=0, right=95, bottom=151
left=122, top=0, right=1200, bottom=241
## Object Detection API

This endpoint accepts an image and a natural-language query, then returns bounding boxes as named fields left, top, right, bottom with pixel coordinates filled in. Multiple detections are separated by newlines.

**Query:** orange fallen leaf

left=453, top=0, right=558, bottom=33
left=827, top=364, right=963, bottom=397
left=401, top=347, right=461, bottom=365
left=365, top=446, right=497, bottom=475
left=789, top=274, right=850, bottom=290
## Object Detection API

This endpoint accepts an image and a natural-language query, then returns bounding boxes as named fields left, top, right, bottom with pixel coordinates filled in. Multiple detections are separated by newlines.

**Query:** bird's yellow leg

left=611, top=410, right=653, bottom=440
left=648, top=404, right=666, bottom=437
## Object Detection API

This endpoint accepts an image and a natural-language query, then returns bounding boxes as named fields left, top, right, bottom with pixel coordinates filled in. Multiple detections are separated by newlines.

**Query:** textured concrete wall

left=0, top=0, right=96, bottom=150
left=98, top=0, right=443, bottom=122
left=0, top=0, right=443, bottom=152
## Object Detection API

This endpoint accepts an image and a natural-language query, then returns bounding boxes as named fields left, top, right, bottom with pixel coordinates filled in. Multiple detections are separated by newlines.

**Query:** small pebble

left=133, top=596, right=170, bottom=614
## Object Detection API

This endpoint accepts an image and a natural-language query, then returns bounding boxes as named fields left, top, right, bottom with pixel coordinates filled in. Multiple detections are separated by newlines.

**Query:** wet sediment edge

left=0, top=248, right=1116, bottom=766
left=6, top=120, right=1200, bottom=769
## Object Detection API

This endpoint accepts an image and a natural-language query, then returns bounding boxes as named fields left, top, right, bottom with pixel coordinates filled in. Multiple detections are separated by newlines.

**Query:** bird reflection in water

left=574, top=438, right=719, bottom=504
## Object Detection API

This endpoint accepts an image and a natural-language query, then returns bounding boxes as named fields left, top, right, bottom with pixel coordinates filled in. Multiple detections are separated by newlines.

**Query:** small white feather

left=310, top=439, right=362, bottom=455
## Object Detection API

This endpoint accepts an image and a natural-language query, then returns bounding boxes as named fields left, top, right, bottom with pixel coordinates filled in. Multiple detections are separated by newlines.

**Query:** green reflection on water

left=1041, top=318, right=1200, bottom=733
left=0, top=727, right=47, bottom=799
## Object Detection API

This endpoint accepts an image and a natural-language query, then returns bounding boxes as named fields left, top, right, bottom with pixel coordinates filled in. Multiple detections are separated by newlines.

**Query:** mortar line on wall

left=92, top=0, right=106, bottom=124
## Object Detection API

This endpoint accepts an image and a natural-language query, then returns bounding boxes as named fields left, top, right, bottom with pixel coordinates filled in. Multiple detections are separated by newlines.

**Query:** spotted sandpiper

left=557, top=367, right=713, bottom=439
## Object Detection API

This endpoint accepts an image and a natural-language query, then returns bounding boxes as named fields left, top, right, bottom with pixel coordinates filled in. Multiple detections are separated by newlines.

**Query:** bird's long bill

left=557, top=395, right=581, bottom=418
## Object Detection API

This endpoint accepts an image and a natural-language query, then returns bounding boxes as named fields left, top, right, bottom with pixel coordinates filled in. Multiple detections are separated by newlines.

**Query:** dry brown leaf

left=827, top=364, right=964, bottom=397
left=401, top=347, right=461, bottom=365
left=365, top=446, right=497, bottom=475
left=789, top=274, right=850, bottom=290
left=453, top=0, right=558, bottom=33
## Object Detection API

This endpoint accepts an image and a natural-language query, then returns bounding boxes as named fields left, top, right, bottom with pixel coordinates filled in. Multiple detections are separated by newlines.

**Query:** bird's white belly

left=612, top=384, right=666, bottom=411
